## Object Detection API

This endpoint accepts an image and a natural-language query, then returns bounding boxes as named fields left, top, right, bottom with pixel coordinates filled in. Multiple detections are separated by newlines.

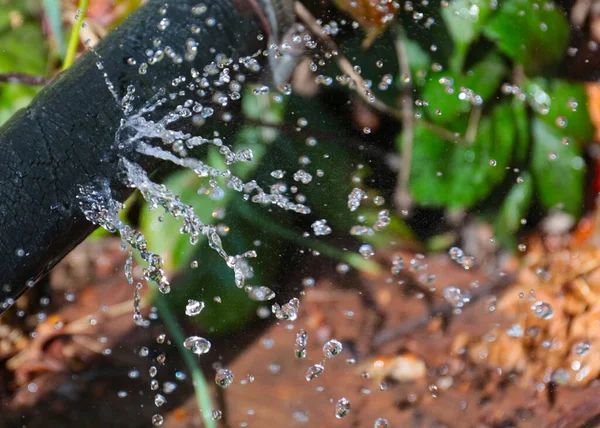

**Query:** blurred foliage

left=0, top=1, right=46, bottom=124
left=0, top=0, right=595, bottom=334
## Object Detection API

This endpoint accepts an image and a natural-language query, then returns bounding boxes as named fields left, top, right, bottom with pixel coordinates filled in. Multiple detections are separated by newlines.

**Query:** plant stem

left=0, top=73, right=49, bottom=86
left=234, top=203, right=383, bottom=276
left=63, top=0, right=89, bottom=70
left=394, top=25, right=415, bottom=212
left=154, top=293, right=216, bottom=428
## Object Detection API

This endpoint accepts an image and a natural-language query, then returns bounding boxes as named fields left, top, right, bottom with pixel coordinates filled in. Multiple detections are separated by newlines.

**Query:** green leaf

left=422, top=52, right=506, bottom=125
left=531, top=118, right=585, bottom=217
left=483, top=0, right=569, bottom=75
left=164, top=220, right=270, bottom=334
left=512, top=97, right=530, bottom=164
left=0, top=22, right=47, bottom=74
left=140, top=167, right=218, bottom=272
left=525, top=78, right=594, bottom=143
left=403, top=37, right=431, bottom=86
left=494, top=171, right=533, bottom=248
left=442, top=0, right=494, bottom=45
left=441, top=0, right=494, bottom=71
left=408, top=101, right=515, bottom=208
left=0, top=18, right=47, bottom=125
left=242, top=86, right=286, bottom=124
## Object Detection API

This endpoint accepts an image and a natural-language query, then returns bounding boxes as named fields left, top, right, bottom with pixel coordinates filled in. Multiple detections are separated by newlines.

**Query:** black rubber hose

left=0, top=0, right=282, bottom=310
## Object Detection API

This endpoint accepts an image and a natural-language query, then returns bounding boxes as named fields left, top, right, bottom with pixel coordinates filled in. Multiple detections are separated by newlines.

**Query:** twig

left=294, top=1, right=475, bottom=150
left=294, top=1, right=403, bottom=121
left=0, top=73, right=50, bottom=86
left=371, top=271, right=517, bottom=348
left=419, top=119, right=466, bottom=143
left=465, top=105, right=482, bottom=145
left=63, top=0, right=89, bottom=70
left=394, top=25, right=415, bottom=212
left=545, top=392, right=600, bottom=428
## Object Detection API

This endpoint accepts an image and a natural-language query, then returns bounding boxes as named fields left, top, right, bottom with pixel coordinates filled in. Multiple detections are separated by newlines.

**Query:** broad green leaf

left=531, top=119, right=585, bottom=217
left=512, top=97, right=530, bottom=164
left=442, top=0, right=494, bottom=45
left=403, top=37, right=431, bottom=87
left=0, top=18, right=47, bottom=125
left=140, top=167, right=220, bottom=272
left=0, top=84, right=39, bottom=125
left=483, top=0, right=569, bottom=74
left=494, top=171, right=533, bottom=248
left=525, top=79, right=594, bottom=143
left=0, top=22, right=47, bottom=74
left=408, top=101, right=515, bottom=208
left=441, top=0, right=494, bottom=71
left=242, top=86, right=286, bottom=124
left=165, top=217, right=276, bottom=334
left=422, top=52, right=506, bottom=125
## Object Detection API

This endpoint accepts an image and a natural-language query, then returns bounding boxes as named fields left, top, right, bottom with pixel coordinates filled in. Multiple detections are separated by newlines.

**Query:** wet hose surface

left=0, top=0, right=284, bottom=310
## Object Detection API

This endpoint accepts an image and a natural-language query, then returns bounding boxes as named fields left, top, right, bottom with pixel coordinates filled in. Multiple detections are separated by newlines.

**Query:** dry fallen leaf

left=332, top=0, right=400, bottom=48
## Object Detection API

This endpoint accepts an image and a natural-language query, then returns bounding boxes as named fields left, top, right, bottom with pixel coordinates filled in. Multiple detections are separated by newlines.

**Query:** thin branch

left=0, top=73, right=50, bottom=86
left=371, top=272, right=517, bottom=348
left=465, top=105, right=482, bottom=145
left=294, top=1, right=403, bottom=121
left=394, top=25, right=415, bottom=212
left=294, top=0, right=473, bottom=149
left=545, top=392, right=600, bottom=428
left=419, top=119, right=466, bottom=143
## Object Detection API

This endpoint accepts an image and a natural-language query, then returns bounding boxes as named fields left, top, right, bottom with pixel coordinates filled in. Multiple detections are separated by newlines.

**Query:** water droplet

left=295, top=329, right=308, bottom=358
left=359, top=244, right=375, bottom=259
left=555, top=116, right=568, bottom=128
left=311, top=219, right=332, bottom=236
left=506, top=324, right=523, bottom=338
left=215, top=368, right=234, bottom=388
left=305, top=364, right=324, bottom=381
left=183, top=336, right=211, bottom=355
left=530, top=301, right=553, bottom=319
left=448, top=246, right=464, bottom=264
left=348, top=188, right=367, bottom=211
left=335, top=398, right=351, bottom=418
left=247, top=286, right=276, bottom=301
left=152, top=414, right=164, bottom=426
left=293, top=170, right=313, bottom=184
left=443, top=286, right=471, bottom=308
left=323, top=339, right=343, bottom=358
left=551, top=368, right=570, bottom=384
left=270, top=169, right=285, bottom=179
left=574, top=341, right=591, bottom=356
left=292, top=410, right=309, bottom=424
left=154, top=394, right=166, bottom=407
left=374, top=417, right=389, bottom=428
left=185, top=299, right=205, bottom=316
left=272, top=298, right=300, bottom=321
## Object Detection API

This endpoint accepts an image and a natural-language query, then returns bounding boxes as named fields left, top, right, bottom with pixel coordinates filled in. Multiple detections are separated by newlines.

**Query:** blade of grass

left=42, top=0, right=66, bottom=59
left=153, top=293, right=216, bottom=428
left=234, top=203, right=383, bottom=276
left=62, top=0, right=89, bottom=70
